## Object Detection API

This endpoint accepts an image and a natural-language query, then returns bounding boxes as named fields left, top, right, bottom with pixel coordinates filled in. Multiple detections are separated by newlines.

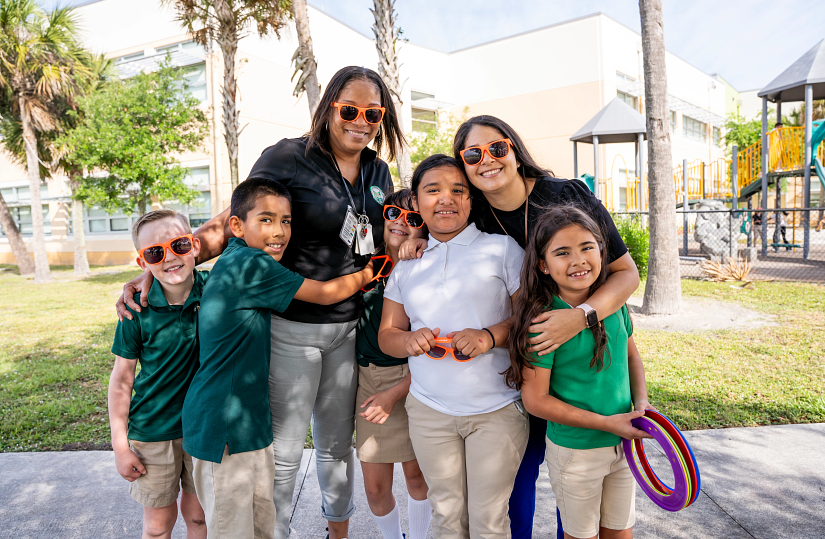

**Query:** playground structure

left=574, top=39, right=825, bottom=261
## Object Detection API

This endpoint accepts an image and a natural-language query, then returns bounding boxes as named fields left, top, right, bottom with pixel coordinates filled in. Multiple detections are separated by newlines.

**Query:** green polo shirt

left=111, top=269, right=208, bottom=442
left=531, top=297, right=633, bottom=450
left=356, top=280, right=407, bottom=368
left=182, top=237, right=305, bottom=463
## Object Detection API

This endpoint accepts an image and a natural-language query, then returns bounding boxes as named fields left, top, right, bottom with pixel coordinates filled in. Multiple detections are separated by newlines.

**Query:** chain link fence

left=612, top=207, right=825, bottom=283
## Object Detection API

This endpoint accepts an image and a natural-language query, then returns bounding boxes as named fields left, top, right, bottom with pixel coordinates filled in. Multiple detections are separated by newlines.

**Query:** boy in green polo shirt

left=181, top=178, right=375, bottom=539
left=109, top=209, right=208, bottom=539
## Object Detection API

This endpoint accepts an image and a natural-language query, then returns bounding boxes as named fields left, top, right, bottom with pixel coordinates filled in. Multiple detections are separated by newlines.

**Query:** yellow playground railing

left=598, top=155, right=648, bottom=212
left=736, top=126, right=825, bottom=188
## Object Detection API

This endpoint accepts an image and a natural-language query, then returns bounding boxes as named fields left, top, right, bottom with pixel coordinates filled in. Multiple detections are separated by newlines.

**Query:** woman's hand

left=360, top=388, right=403, bottom=424
left=116, top=271, right=154, bottom=321
left=398, top=238, right=428, bottom=261
left=447, top=328, right=494, bottom=358
left=527, top=308, right=587, bottom=356
left=603, top=410, right=652, bottom=440
left=405, top=327, right=440, bottom=356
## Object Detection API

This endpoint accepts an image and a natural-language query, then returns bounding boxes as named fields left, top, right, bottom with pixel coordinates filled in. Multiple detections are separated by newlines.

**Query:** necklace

left=490, top=200, right=529, bottom=245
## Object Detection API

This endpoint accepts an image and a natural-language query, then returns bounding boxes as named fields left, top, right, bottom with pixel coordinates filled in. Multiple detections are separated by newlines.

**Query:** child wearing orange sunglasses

left=378, top=155, right=529, bottom=539
left=355, top=189, right=433, bottom=539
left=109, top=209, right=207, bottom=539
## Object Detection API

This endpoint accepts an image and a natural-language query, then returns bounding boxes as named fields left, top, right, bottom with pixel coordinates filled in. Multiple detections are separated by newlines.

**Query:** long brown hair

left=505, top=205, right=611, bottom=389
left=306, top=66, right=405, bottom=161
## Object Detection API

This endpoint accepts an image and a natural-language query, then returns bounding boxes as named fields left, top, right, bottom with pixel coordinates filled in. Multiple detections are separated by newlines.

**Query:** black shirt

left=355, top=280, right=407, bottom=368
left=475, top=177, right=628, bottom=264
left=248, top=137, right=393, bottom=324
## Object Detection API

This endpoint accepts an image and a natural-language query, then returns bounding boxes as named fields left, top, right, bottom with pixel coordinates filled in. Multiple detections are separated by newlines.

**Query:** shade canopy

left=758, top=39, right=825, bottom=103
left=570, top=97, right=647, bottom=144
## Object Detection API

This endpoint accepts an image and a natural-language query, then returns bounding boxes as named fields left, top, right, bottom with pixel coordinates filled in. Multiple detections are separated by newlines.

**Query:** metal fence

left=612, top=208, right=825, bottom=283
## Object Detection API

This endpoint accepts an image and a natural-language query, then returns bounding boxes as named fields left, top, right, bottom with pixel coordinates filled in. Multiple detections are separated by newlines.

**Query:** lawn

left=1, top=265, right=823, bottom=452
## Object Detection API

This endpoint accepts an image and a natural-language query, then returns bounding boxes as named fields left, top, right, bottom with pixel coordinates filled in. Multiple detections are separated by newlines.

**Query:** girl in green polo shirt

left=508, top=205, right=654, bottom=539
left=355, top=188, right=432, bottom=539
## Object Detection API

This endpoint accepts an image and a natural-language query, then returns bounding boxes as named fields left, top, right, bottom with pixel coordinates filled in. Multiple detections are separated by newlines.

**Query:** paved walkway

left=1, top=423, right=823, bottom=538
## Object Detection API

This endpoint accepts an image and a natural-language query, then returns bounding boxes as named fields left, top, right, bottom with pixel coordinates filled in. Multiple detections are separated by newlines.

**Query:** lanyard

left=331, top=155, right=366, bottom=217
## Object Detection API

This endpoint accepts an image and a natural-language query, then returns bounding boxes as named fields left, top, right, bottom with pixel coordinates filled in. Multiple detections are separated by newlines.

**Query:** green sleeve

left=528, top=332, right=556, bottom=369
left=241, top=251, right=305, bottom=313
left=111, top=311, right=141, bottom=359
left=621, top=304, right=633, bottom=337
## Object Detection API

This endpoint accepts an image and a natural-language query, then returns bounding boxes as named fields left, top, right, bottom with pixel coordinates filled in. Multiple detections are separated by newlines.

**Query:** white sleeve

left=383, top=260, right=406, bottom=304
left=503, top=236, right=525, bottom=296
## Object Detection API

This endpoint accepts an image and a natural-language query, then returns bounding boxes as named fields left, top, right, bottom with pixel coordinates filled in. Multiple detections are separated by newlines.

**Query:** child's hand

left=360, top=389, right=402, bottom=424
left=446, top=328, right=493, bottom=358
left=634, top=399, right=656, bottom=414
left=114, top=447, right=146, bottom=482
left=604, top=410, right=652, bottom=440
left=406, top=327, right=440, bottom=356
left=398, top=238, right=428, bottom=260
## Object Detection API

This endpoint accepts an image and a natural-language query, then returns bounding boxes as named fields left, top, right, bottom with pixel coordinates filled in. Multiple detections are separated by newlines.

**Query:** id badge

left=339, top=206, right=358, bottom=247
left=356, top=222, right=374, bottom=255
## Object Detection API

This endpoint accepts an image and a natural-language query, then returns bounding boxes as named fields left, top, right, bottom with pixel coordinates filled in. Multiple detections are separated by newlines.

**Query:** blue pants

left=508, top=414, right=564, bottom=539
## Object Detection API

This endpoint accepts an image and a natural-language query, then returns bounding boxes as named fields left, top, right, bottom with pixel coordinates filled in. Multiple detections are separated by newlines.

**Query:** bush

left=612, top=214, right=649, bottom=279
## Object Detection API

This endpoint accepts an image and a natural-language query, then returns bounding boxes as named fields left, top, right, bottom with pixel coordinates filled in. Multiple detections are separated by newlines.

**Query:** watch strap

left=576, top=303, right=598, bottom=328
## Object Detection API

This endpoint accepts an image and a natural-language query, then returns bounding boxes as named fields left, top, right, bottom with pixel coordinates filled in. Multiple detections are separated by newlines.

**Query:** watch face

left=586, top=310, right=599, bottom=328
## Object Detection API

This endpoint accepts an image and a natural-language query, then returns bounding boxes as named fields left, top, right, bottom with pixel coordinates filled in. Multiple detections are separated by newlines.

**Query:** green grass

left=1, top=266, right=823, bottom=452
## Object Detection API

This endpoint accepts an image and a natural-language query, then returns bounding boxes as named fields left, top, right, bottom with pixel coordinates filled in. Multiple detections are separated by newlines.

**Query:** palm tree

left=290, top=0, right=320, bottom=116
left=0, top=0, right=90, bottom=283
left=371, top=0, right=412, bottom=185
left=163, top=0, right=292, bottom=190
left=639, top=0, right=681, bottom=314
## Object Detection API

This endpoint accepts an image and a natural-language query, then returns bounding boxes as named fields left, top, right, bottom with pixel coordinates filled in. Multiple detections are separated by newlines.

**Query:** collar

left=147, top=269, right=204, bottom=310
left=424, top=223, right=482, bottom=251
left=550, top=295, right=572, bottom=310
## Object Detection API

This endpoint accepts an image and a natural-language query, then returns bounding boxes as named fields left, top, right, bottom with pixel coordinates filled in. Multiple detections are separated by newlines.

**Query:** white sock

left=407, top=494, right=432, bottom=539
left=372, top=500, right=404, bottom=539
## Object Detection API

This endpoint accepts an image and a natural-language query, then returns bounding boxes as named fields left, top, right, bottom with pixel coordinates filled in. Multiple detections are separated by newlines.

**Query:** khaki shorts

left=355, top=363, right=416, bottom=464
left=545, top=437, right=636, bottom=538
left=128, top=438, right=196, bottom=508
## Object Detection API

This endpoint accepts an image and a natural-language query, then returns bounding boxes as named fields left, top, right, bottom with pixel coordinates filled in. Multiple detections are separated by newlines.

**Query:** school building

left=0, top=1, right=731, bottom=265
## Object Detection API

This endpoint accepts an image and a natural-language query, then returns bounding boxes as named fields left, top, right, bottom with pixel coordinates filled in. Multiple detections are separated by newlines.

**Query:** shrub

left=612, top=214, right=649, bottom=279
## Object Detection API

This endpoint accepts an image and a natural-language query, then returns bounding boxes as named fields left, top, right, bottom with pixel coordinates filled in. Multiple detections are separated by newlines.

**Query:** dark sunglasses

left=459, top=138, right=513, bottom=166
left=425, top=338, right=471, bottom=362
left=383, top=205, right=424, bottom=228
left=138, top=234, right=194, bottom=265
left=362, top=255, right=393, bottom=292
left=331, top=102, right=386, bottom=125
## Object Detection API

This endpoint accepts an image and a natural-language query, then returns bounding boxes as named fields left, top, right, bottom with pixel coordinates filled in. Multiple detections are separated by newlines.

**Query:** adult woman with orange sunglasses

left=455, top=116, right=640, bottom=539
left=118, top=66, right=406, bottom=539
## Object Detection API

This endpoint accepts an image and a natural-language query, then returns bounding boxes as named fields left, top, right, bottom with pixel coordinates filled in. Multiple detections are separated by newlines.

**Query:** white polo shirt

left=383, top=223, right=524, bottom=416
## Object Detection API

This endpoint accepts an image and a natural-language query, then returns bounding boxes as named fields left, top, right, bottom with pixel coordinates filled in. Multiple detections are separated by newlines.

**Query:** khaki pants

left=192, top=444, right=276, bottom=539
left=406, top=394, right=529, bottom=539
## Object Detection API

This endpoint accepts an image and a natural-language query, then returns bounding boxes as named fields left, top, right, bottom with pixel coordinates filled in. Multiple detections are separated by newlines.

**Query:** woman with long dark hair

left=118, top=66, right=406, bottom=539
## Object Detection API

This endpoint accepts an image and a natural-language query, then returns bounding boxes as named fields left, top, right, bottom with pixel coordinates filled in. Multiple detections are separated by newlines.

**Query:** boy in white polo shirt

left=378, top=155, right=528, bottom=539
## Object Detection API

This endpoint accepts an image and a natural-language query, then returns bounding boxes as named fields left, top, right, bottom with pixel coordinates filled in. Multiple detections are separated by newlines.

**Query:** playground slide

left=812, top=120, right=825, bottom=192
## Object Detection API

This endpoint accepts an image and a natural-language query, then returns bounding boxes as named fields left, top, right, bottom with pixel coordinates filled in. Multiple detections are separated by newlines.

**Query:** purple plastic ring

left=622, top=416, right=690, bottom=512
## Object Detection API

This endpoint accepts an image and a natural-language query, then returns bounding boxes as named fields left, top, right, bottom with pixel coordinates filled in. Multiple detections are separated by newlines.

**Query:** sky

left=40, top=0, right=825, bottom=91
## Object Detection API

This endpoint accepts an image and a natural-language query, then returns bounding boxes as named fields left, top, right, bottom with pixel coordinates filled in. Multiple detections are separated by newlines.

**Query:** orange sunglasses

left=138, top=234, right=194, bottom=265
left=383, top=205, right=424, bottom=228
left=331, top=102, right=386, bottom=125
left=362, top=255, right=393, bottom=292
left=425, top=337, right=471, bottom=362
left=459, top=138, right=513, bottom=166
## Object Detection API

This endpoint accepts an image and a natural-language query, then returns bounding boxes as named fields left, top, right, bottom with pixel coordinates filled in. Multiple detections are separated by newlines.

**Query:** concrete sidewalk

left=1, top=423, right=823, bottom=538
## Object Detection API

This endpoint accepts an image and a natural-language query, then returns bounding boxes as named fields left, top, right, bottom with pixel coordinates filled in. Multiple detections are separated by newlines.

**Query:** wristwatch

left=576, top=303, right=599, bottom=329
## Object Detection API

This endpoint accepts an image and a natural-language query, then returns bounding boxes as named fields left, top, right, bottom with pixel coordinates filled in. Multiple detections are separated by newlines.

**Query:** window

left=115, top=41, right=207, bottom=104
left=412, top=108, right=437, bottom=133
left=671, top=111, right=677, bottom=133
left=1, top=184, right=48, bottom=203
left=713, top=127, right=721, bottom=147
left=180, top=63, right=207, bottom=104
left=0, top=205, right=50, bottom=236
left=85, top=206, right=134, bottom=234
left=683, top=115, right=707, bottom=142
left=616, top=72, right=635, bottom=85
left=619, top=187, right=627, bottom=212
left=617, top=91, right=637, bottom=109
left=411, top=91, right=434, bottom=101
left=167, top=167, right=212, bottom=228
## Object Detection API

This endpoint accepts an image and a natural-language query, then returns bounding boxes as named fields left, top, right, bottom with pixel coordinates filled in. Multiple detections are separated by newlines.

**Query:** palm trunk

left=0, top=192, right=35, bottom=275
left=215, top=0, right=240, bottom=190
left=372, top=0, right=412, bottom=186
left=19, top=95, right=51, bottom=283
left=69, top=177, right=90, bottom=275
left=291, top=0, right=321, bottom=116
left=639, top=0, right=680, bottom=314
